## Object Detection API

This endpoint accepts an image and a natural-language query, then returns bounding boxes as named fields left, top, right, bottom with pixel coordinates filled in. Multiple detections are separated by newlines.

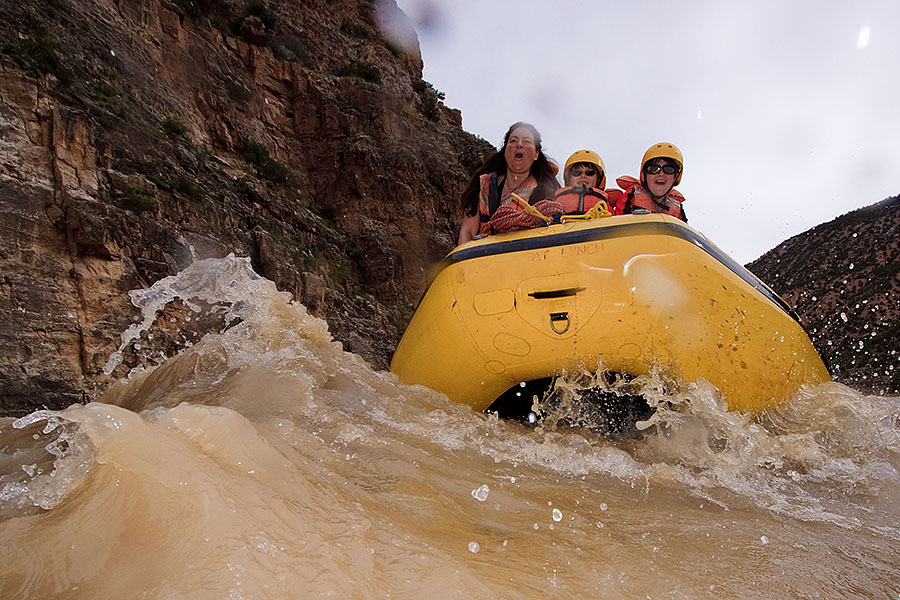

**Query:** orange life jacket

left=605, top=188, right=625, bottom=214
left=548, top=185, right=608, bottom=214
left=614, top=176, right=687, bottom=222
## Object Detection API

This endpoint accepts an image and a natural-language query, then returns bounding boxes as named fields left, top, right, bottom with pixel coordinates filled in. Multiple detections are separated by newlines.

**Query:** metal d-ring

left=549, top=312, right=570, bottom=335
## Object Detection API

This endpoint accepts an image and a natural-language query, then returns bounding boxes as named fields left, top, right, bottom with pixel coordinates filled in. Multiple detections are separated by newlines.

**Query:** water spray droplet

left=857, top=25, right=871, bottom=48
left=471, top=484, right=490, bottom=502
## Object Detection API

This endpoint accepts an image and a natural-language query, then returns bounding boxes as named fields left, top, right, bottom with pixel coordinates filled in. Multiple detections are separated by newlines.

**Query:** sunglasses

left=570, top=168, right=598, bottom=177
left=644, top=163, right=678, bottom=175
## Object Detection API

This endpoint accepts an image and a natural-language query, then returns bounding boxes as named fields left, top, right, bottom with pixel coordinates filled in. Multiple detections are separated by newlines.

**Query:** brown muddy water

left=1, top=257, right=898, bottom=599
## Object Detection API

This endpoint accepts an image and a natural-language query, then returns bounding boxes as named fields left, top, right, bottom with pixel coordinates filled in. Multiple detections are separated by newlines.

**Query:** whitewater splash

left=1, top=256, right=898, bottom=598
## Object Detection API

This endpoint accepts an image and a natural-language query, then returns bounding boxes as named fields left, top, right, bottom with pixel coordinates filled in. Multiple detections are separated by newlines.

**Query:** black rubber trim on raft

left=435, top=220, right=802, bottom=324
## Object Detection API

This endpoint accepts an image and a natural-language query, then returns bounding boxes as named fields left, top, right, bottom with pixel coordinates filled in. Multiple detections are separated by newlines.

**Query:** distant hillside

left=746, top=196, right=900, bottom=395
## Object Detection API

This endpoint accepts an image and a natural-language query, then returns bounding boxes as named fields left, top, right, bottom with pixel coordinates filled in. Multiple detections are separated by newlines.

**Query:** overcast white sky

left=392, top=0, right=899, bottom=264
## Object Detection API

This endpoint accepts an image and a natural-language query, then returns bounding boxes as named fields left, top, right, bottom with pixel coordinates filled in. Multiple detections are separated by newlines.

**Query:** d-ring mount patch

left=549, top=312, right=570, bottom=335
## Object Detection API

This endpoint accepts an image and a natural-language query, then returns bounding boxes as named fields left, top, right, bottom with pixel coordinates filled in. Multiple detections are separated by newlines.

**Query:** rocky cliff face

left=746, top=196, right=900, bottom=395
left=0, top=0, right=492, bottom=414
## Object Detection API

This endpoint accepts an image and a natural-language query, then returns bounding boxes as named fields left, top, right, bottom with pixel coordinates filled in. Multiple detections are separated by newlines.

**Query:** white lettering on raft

left=529, top=242, right=605, bottom=261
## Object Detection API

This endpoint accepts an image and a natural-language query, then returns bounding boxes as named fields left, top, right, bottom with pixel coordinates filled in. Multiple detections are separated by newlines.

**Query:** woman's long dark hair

left=460, top=122, right=559, bottom=217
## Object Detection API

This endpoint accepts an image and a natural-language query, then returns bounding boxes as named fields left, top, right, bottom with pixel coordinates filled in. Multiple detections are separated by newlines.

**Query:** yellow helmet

left=564, top=149, right=606, bottom=188
left=641, top=142, right=683, bottom=185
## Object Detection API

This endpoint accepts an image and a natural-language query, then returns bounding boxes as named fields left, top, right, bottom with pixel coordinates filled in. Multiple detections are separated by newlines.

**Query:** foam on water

left=1, top=255, right=898, bottom=598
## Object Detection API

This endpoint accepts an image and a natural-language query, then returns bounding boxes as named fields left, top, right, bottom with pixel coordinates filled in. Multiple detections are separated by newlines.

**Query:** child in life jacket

left=607, top=142, right=687, bottom=222
left=531, top=149, right=610, bottom=220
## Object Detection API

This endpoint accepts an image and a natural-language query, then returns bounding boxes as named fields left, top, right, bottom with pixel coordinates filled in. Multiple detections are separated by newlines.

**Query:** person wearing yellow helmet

left=608, top=142, right=687, bottom=222
left=563, top=149, right=607, bottom=189
left=535, top=149, right=610, bottom=217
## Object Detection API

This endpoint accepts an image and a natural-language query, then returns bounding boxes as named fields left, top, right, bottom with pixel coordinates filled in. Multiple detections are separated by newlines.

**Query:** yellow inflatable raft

left=391, top=214, right=830, bottom=415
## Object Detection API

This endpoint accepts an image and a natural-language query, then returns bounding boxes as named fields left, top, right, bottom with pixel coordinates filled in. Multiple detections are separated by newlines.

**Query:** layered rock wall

left=0, top=0, right=491, bottom=414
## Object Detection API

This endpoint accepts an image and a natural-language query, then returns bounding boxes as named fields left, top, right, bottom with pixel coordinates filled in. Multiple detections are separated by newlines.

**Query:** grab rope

left=489, top=193, right=613, bottom=235
left=510, top=193, right=552, bottom=223
left=560, top=198, right=612, bottom=221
